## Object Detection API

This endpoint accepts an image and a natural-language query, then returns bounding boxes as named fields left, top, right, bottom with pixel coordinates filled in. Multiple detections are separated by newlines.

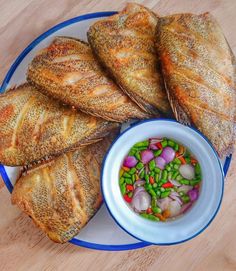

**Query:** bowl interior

left=102, top=120, right=224, bottom=244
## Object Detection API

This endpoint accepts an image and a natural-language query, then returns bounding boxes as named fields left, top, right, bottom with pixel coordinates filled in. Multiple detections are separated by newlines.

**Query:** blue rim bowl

left=101, top=119, right=224, bottom=245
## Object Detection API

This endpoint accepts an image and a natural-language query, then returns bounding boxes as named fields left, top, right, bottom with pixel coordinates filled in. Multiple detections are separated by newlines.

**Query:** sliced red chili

left=178, top=156, right=186, bottom=164
left=156, top=142, right=162, bottom=150
left=146, top=208, right=152, bottom=214
left=126, top=184, right=134, bottom=191
left=124, top=195, right=132, bottom=203
left=162, top=182, right=174, bottom=188
left=149, top=176, right=155, bottom=184
left=191, top=158, right=198, bottom=165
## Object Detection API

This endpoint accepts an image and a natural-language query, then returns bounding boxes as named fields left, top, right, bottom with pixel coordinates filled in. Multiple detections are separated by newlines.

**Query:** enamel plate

left=0, top=12, right=232, bottom=251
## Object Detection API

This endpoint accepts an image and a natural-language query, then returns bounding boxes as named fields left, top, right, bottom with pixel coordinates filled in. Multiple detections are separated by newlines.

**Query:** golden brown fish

left=0, top=84, right=118, bottom=166
left=27, top=36, right=149, bottom=122
left=156, top=13, right=236, bottom=157
left=12, top=135, right=115, bottom=243
left=87, top=3, right=171, bottom=116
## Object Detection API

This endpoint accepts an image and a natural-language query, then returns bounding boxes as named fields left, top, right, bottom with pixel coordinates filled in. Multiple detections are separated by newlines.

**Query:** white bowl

left=102, top=119, right=224, bottom=245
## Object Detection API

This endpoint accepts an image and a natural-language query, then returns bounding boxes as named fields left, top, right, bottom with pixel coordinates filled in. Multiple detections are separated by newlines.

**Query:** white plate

left=0, top=12, right=232, bottom=251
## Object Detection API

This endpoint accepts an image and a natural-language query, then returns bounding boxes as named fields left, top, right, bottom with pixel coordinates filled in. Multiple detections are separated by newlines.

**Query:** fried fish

left=11, top=135, right=115, bottom=243
left=87, top=3, right=171, bottom=116
left=0, top=84, right=118, bottom=166
left=27, top=36, right=149, bottom=122
left=156, top=13, right=236, bottom=157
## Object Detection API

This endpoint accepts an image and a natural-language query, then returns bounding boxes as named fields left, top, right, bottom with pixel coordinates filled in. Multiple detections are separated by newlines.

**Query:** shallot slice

left=123, top=156, right=137, bottom=168
left=169, top=200, right=182, bottom=217
left=188, top=189, right=199, bottom=201
left=149, top=144, right=158, bottom=150
left=141, top=150, right=154, bottom=164
left=169, top=192, right=183, bottom=205
left=133, top=186, right=145, bottom=197
left=155, top=156, right=166, bottom=170
left=160, top=147, right=175, bottom=163
left=179, top=164, right=195, bottom=180
left=131, top=190, right=151, bottom=212
left=149, top=138, right=162, bottom=146
left=157, top=197, right=171, bottom=211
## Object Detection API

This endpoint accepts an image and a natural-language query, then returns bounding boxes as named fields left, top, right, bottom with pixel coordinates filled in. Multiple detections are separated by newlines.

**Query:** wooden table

left=1, top=0, right=236, bottom=270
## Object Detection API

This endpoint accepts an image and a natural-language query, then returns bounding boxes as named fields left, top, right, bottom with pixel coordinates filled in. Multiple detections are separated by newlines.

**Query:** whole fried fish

left=156, top=13, right=236, bottom=157
left=12, top=135, right=115, bottom=243
left=87, top=3, right=171, bottom=116
left=0, top=84, right=118, bottom=166
left=27, top=36, right=149, bottom=122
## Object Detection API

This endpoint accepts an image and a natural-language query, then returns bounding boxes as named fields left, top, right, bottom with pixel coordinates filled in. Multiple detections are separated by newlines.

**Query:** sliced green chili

left=161, top=191, right=171, bottom=198
left=136, top=162, right=144, bottom=170
left=154, top=149, right=162, bottom=157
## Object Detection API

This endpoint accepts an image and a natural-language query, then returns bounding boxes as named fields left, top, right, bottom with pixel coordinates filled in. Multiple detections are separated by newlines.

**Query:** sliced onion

left=188, top=188, right=199, bottom=201
left=131, top=191, right=151, bottom=212
left=134, top=180, right=145, bottom=188
left=179, top=164, right=195, bottom=180
left=169, top=192, right=182, bottom=205
left=169, top=179, right=181, bottom=187
left=133, top=186, right=145, bottom=197
left=171, top=196, right=182, bottom=206
left=178, top=185, right=193, bottom=193
left=180, top=202, right=192, bottom=214
left=155, top=156, right=166, bottom=170
left=160, top=147, right=175, bottom=163
left=149, top=137, right=162, bottom=142
left=149, top=138, right=162, bottom=147
left=169, top=200, right=182, bottom=217
left=157, top=197, right=171, bottom=211
left=141, top=150, right=154, bottom=164
left=149, top=144, right=158, bottom=150
left=123, top=156, right=137, bottom=168
left=169, top=191, right=179, bottom=197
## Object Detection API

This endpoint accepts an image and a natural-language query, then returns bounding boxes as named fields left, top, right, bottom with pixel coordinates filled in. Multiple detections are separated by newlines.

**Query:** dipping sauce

left=119, top=137, right=202, bottom=222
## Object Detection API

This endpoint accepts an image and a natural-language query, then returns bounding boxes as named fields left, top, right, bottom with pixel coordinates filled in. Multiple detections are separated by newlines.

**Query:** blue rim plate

left=0, top=11, right=232, bottom=251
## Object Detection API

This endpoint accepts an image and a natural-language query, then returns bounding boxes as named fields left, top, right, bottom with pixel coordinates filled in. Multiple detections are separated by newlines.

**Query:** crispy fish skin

left=0, top=84, right=118, bottom=166
left=11, top=136, right=115, bottom=243
left=156, top=13, right=236, bottom=157
left=27, top=36, right=150, bottom=122
left=87, top=3, right=171, bottom=116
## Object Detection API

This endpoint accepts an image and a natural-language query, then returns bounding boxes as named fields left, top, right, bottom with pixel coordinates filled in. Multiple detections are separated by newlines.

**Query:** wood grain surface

left=0, top=1, right=236, bottom=270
